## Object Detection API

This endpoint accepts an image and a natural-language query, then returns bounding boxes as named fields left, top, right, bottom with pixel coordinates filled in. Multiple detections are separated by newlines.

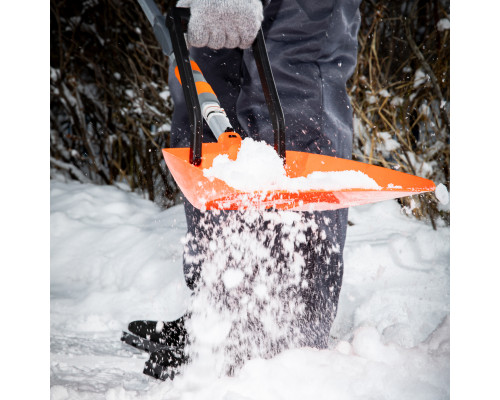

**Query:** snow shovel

left=139, top=1, right=436, bottom=211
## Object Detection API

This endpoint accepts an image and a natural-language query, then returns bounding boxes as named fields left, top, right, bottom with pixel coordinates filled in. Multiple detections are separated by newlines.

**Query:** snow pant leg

left=298, top=208, right=348, bottom=349
left=181, top=200, right=206, bottom=290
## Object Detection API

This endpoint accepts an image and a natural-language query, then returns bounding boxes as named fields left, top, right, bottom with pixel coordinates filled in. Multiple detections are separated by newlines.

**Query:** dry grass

left=349, top=0, right=450, bottom=226
left=50, top=0, right=179, bottom=206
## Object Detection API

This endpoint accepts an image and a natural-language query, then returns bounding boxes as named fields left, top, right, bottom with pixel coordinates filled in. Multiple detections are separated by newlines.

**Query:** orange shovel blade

left=162, top=134, right=435, bottom=211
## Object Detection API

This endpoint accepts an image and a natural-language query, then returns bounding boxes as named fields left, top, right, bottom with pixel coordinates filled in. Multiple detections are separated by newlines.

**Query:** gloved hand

left=177, top=0, right=264, bottom=49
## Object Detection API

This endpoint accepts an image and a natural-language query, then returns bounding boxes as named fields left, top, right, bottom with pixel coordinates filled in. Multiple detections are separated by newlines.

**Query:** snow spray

left=182, top=208, right=338, bottom=377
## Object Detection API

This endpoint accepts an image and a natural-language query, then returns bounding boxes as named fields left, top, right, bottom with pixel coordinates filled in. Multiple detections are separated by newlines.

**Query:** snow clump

left=435, top=183, right=449, bottom=205
left=437, top=18, right=450, bottom=31
left=204, top=138, right=381, bottom=191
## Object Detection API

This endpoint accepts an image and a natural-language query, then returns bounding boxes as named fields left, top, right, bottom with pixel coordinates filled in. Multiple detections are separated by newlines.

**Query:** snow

left=437, top=18, right=450, bottom=31
left=183, top=209, right=318, bottom=378
left=204, top=138, right=381, bottom=191
left=419, top=103, right=431, bottom=118
left=51, top=176, right=449, bottom=399
left=435, top=183, right=449, bottom=205
left=377, top=131, right=401, bottom=156
left=367, top=94, right=378, bottom=104
left=390, top=96, right=404, bottom=107
left=222, top=268, right=245, bottom=289
left=413, top=69, right=428, bottom=89
left=159, top=89, right=170, bottom=101
left=379, top=89, right=390, bottom=98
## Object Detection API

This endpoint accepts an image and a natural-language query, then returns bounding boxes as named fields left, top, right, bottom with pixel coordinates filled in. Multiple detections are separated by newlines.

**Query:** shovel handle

left=165, top=6, right=203, bottom=165
left=173, top=59, right=234, bottom=141
left=251, top=29, right=286, bottom=161
left=163, top=3, right=286, bottom=164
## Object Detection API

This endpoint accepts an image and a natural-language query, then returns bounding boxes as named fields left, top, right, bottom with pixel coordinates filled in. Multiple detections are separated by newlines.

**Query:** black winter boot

left=143, top=347, right=188, bottom=381
left=121, top=316, right=188, bottom=353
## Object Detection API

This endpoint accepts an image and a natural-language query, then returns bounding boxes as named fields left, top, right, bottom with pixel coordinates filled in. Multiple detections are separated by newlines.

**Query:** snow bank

left=50, top=177, right=449, bottom=399
left=203, top=138, right=381, bottom=191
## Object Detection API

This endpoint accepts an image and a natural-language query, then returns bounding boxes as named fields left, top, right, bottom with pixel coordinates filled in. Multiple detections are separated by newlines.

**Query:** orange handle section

left=174, top=60, right=215, bottom=95
left=189, top=60, right=202, bottom=74
left=195, top=81, right=216, bottom=96
left=174, top=60, right=202, bottom=82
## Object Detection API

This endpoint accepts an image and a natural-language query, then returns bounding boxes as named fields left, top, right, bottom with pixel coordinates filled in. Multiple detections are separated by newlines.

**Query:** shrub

left=350, top=0, right=450, bottom=227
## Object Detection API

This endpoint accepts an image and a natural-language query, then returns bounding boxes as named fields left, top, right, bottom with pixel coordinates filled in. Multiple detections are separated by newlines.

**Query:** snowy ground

left=50, top=176, right=449, bottom=400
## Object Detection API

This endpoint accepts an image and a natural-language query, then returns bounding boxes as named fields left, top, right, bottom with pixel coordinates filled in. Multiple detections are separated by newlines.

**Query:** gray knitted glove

left=177, top=0, right=264, bottom=49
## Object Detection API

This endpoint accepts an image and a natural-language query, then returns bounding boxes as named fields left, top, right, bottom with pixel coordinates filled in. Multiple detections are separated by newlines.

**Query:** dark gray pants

left=169, top=0, right=361, bottom=349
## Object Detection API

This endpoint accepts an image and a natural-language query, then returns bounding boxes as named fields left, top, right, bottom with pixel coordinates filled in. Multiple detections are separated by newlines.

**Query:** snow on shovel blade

left=162, top=133, right=435, bottom=211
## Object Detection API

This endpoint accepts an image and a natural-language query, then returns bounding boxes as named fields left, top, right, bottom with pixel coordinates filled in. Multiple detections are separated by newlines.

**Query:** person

left=124, top=0, right=361, bottom=380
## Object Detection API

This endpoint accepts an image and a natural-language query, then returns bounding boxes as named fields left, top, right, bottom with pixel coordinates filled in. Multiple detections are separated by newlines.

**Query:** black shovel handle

left=165, top=4, right=286, bottom=164
left=165, top=7, right=203, bottom=165
left=251, top=29, right=286, bottom=161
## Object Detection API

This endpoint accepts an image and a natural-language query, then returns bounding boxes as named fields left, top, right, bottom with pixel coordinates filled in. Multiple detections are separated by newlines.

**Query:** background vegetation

left=50, top=0, right=450, bottom=224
